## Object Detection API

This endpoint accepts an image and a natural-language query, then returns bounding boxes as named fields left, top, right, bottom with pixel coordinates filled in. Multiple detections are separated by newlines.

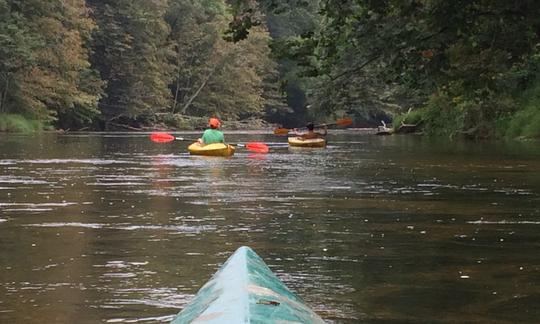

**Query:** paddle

left=273, top=117, right=353, bottom=135
left=149, top=132, right=269, bottom=153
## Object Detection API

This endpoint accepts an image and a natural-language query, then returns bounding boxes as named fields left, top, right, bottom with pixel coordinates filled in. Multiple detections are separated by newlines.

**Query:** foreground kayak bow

left=171, top=246, right=324, bottom=324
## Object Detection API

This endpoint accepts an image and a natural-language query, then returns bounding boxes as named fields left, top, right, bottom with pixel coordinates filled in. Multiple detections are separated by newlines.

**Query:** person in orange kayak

left=198, top=117, right=225, bottom=145
left=294, top=122, right=327, bottom=139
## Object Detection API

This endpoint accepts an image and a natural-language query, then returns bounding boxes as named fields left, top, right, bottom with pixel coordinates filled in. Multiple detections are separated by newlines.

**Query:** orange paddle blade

left=273, top=128, right=290, bottom=135
left=336, top=118, right=353, bottom=126
left=150, top=132, right=175, bottom=143
left=245, top=142, right=269, bottom=153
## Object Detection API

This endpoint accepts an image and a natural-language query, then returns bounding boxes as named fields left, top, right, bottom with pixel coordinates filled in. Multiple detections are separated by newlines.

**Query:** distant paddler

left=288, top=122, right=327, bottom=148
left=293, top=122, right=327, bottom=140
left=273, top=117, right=352, bottom=135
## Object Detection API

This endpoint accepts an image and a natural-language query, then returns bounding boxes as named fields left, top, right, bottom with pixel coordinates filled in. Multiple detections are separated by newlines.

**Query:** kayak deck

left=288, top=137, right=326, bottom=148
left=171, top=246, right=324, bottom=324
left=187, top=142, right=235, bottom=156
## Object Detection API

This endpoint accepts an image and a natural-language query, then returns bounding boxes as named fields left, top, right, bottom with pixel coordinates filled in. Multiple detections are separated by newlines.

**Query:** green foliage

left=227, top=0, right=315, bottom=42
left=392, top=109, right=424, bottom=128
left=262, top=2, right=320, bottom=126
left=157, top=113, right=208, bottom=129
left=1, top=0, right=287, bottom=131
left=0, top=113, right=42, bottom=132
left=0, top=0, right=102, bottom=127
left=3, top=0, right=540, bottom=134
left=418, top=94, right=464, bottom=138
left=166, top=0, right=228, bottom=116
left=196, top=26, right=277, bottom=119
left=505, top=80, right=540, bottom=139
left=224, top=0, right=262, bottom=42
left=168, top=1, right=281, bottom=121
left=89, top=0, right=174, bottom=128
left=261, top=0, right=540, bottom=135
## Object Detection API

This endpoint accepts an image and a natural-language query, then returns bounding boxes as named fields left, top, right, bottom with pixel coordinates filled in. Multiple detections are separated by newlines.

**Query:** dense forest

left=1, top=0, right=539, bottom=138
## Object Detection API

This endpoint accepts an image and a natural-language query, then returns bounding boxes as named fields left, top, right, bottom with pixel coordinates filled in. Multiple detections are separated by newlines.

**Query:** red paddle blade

left=245, top=142, right=269, bottom=153
left=273, top=128, right=290, bottom=135
left=336, top=118, right=353, bottom=126
left=150, top=132, right=175, bottom=143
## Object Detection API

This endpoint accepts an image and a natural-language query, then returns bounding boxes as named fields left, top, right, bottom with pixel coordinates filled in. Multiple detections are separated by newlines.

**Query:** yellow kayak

left=187, top=142, right=235, bottom=156
left=288, top=137, right=326, bottom=148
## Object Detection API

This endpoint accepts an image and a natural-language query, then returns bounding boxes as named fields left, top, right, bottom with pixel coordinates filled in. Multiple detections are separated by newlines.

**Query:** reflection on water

left=0, top=132, right=539, bottom=323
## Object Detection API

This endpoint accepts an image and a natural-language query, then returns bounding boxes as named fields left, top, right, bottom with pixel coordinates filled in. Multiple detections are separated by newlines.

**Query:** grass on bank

left=391, top=82, right=540, bottom=139
left=502, top=80, right=540, bottom=139
left=392, top=109, right=425, bottom=128
left=0, top=114, right=43, bottom=133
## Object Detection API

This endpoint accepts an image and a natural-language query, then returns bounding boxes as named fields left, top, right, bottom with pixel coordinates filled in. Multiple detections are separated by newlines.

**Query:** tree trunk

left=172, top=75, right=180, bottom=113
left=180, top=69, right=214, bottom=114
left=0, top=76, right=9, bottom=113
left=172, top=54, right=181, bottom=113
left=178, top=44, right=234, bottom=115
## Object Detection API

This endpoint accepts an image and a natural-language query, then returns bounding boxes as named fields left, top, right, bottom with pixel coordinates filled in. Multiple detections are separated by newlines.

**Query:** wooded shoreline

left=1, top=1, right=539, bottom=139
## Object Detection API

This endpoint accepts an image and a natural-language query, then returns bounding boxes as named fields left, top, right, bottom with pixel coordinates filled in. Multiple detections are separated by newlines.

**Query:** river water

left=0, top=131, right=539, bottom=323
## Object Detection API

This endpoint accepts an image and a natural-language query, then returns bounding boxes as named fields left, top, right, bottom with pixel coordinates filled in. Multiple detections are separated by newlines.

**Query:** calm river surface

left=1, top=131, right=539, bottom=323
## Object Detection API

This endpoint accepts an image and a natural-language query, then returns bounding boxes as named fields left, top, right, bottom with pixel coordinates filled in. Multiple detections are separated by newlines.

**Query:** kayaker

left=198, top=117, right=225, bottom=145
left=295, top=122, right=327, bottom=139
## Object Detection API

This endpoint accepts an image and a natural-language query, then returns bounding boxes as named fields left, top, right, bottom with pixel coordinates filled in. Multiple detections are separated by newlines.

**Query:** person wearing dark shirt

left=295, top=122, right=327, bottom=139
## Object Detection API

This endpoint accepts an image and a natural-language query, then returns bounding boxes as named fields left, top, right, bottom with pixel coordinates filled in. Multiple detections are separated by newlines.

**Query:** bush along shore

left=0, top=114, right=44, bottom=133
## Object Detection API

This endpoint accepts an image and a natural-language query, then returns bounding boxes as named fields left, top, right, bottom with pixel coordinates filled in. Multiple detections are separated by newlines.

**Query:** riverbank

left=0, top=113, right=276, bottom=133
left=152, top=114, right=275, bottom=131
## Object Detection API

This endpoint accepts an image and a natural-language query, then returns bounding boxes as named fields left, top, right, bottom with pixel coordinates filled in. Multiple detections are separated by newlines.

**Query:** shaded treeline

left=263, top=0, right=540, bottom=137
left=0, top=0, right=286, bottom=130
left=2, top=0, right=540, bottom=138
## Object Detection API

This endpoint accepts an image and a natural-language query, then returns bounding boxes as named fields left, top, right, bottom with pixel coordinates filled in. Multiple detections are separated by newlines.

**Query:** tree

left=88, top=0, right=174, bottom=129
left=308, top=1, right=540, bottom=134
left=196, top=25, right=278, bottom=120
left=166, top=0, right=228, bottom=115
left=0, top=0, right=102, bottom=127
left=166, top=0, right=282, bottom=120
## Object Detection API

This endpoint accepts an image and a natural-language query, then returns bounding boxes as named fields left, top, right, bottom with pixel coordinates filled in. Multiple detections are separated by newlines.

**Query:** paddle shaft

left=297, top=122, right=334, bottom=131
left=274, top=118, right=352, bottom=135
left=173, top=136, right=198, bottom=142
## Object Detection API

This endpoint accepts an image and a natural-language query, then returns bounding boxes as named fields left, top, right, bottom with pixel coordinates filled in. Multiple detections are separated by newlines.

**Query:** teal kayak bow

left=171, top=246, right=324, bottom=324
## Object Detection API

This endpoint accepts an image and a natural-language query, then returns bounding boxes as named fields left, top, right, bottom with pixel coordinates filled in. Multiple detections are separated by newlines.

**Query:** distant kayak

left=171, top=246, right=325, bottom=324
left=288, top=137, right=326, bottom=148
left=187, top=142, right=235, bottom=156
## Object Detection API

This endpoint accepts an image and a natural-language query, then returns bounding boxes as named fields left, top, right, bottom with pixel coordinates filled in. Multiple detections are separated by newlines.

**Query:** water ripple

left=25, top=222, right=216, bottom=233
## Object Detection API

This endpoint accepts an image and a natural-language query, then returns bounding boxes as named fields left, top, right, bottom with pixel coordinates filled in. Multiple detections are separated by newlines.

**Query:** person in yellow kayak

left=198, top=117, right=225, bottom=145
left=294, top=122, right=327, bottom=139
